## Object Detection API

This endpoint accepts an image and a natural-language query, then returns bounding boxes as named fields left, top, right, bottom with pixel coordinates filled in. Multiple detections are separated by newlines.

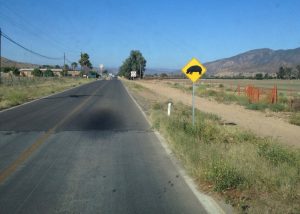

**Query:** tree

left=3, top=67, right=11, bottom=73
left=285, top=67, right=292, bottom=79
left=264, top=73, right=269, bottom=79
left=55, top=65, right=61, bottom=69
left=102, top=70, right=108, bottom=75
left=44, top=69, right=54, bottom=77
left=255, top=73, right=263, bottom=80
left=118, top=50, right=146, bottom=79
left=71, top=62, right=78, bottom=70
left=12, top=67, right=20, bottom=76
left=32, top=68, right=43, bottom=77
left=89, top=71, right=99, bottom=78
left=63, top=64, right=69, bottom=70
left=296, top=65, right=300, bottom=79
left=277, top=67, right=285, bottom=79
left=160, top=73, right=168, bottom=78
left=78, top=53, right=92, bottom=71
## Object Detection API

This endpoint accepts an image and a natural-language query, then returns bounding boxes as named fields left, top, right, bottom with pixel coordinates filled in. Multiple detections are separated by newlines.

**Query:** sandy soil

left=134, top=80, right=300, bottom=148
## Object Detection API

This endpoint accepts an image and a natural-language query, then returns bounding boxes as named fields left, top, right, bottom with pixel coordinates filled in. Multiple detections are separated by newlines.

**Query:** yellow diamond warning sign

left=181, top=58, right=207, bottom=82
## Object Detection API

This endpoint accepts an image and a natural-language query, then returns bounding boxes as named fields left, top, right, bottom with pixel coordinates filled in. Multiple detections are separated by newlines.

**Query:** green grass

left=0, top=77, right=92, bottom=110
left=289, top=113, right=300, bottom=126
left=150, top=102, right=300, bottom=213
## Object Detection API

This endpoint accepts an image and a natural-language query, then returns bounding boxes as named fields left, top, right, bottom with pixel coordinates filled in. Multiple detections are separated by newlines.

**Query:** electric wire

left=1, top=31, right=63, bottom=60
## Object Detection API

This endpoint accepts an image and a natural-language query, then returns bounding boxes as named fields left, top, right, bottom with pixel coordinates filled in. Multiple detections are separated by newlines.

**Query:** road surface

left=0, top=80, right=208, bottom=213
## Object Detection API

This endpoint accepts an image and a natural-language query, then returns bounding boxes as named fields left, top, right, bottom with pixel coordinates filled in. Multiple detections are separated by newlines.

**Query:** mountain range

left=204, top=47, right=300, bottom=77
left=0, top=57, right=39, bottom=69
left=2, top=47, right=300, bottom=76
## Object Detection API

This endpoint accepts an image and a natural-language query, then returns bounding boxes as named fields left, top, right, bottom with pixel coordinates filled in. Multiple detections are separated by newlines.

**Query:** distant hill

left=0, top=57, right=39, bottom=68
left=204, top=47, right=300, bottom=77
left=2, top=47, right=300, bottom=77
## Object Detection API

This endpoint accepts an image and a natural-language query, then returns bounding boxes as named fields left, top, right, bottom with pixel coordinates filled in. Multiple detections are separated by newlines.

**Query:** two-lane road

left=0, top=80, right=208, bottom=213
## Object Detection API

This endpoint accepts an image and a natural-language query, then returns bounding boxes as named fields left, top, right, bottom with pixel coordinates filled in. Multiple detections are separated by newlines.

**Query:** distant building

left=68, top=70, right=81, bottom=77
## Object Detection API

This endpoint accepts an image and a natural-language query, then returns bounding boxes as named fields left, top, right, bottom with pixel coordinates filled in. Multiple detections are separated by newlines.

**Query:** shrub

left=12, top=67, right=20, bottom=76
left=44, top=69, right=54, bottom=77
left=207, top=161, right=245, bottom=191
left=269, top=103, right=286, bottom=112
left=257, top=143, right=298, bottom=166
left=245, top=103, right=268, bottom=111
left=289, top=113, right=300, bottom=126
left=32, top=68, right=43, bottom=77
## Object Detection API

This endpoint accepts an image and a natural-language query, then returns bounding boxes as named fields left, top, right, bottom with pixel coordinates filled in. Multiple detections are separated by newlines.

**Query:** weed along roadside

left=0, top=77, right=93, bottom=110
left=123, top=79, right=300, bottom=214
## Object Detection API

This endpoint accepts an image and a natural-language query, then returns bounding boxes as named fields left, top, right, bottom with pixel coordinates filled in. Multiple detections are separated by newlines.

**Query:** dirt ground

left=133, top=80, right=300, bottom=148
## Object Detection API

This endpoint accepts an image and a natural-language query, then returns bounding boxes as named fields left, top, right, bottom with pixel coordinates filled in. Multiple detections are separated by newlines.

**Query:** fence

left=236, top=84, right=278, bottom=104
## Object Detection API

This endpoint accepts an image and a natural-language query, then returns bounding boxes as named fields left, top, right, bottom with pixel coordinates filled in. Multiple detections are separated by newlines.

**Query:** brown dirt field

left=133, top=80, right=300, bottom=148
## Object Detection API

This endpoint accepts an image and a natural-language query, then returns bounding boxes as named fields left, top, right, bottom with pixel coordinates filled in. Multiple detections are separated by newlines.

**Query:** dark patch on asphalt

left=69, top=95, right=88, bottom=98
left=43, top=94, right=103, bottom=99
left=168, top=180, right=174, bottom=187
left=112, top=189, right=117, bottom=193
left=81, top=108, right=124, bottom=131
left=3, top=132, right=12, bottom=135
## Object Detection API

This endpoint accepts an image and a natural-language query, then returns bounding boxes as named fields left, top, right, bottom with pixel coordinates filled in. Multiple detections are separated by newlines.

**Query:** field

left=123, top=79, right=300, bottom=214
left=163, top=79, right=300, bottom=95
left=0, top=77, right=93, bottom=110
left=159, top=79, right=300, bottom=125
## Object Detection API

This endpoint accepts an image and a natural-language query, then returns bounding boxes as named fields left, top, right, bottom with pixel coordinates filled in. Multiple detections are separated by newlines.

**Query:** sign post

left=181, top=58, right=207, bottom=126
left=192, top=83, right=195, bottom=125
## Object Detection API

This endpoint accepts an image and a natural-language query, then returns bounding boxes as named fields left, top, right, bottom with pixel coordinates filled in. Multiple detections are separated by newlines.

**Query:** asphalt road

left=0, top=80, right=208, bottom=214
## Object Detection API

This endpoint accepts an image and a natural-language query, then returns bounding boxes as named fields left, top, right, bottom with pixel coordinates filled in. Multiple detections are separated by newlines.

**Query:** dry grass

left=0, top=77, right=93, bottom=110
left=123, top=79, right=300, bottom=214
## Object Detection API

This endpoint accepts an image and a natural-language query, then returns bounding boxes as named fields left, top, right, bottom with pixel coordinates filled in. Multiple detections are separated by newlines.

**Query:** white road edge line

left=122, top=81, right=227, bottom=214
left=0, top=80, right=97, bottom=114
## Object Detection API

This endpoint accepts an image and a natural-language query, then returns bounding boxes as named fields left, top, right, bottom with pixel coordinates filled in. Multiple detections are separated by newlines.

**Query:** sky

left=0, top=0, right=300, bottom=69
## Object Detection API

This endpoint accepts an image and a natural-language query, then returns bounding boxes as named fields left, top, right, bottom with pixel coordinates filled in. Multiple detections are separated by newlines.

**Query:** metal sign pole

left=192, top=82, right=195, bottom=126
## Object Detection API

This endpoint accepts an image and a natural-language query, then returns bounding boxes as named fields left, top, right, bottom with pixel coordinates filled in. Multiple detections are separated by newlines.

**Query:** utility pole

left=0, top=28, right=2, bottom=84
left=63, top=52, right=65, bottom=76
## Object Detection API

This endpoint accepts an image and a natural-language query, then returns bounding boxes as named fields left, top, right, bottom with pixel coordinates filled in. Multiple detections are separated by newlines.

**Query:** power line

left=0, top=3, right=78, bottom=54
left=1, top=31, right=63, bottom=60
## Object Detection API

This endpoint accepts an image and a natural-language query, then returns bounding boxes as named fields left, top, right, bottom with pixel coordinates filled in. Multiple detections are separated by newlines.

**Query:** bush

left=44, top=69, right=54, bottom=77
left=3, top=67, right=11, bottom=73
left=269, top=103, right=286, bottom=112
left=12, top=67, right=20, bottom=76
left=32, top=68, right=43, bottom=77
left=207, top=162, right=245, bottom=191
left=289, top=113, right=300, bottom=126
left=245, top=103, right=268, bottom=111
left=257, top=143, right=298, bottom=166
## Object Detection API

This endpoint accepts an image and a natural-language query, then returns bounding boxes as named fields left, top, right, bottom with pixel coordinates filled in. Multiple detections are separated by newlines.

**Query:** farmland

left=163, top=79, right=300, bottom=95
